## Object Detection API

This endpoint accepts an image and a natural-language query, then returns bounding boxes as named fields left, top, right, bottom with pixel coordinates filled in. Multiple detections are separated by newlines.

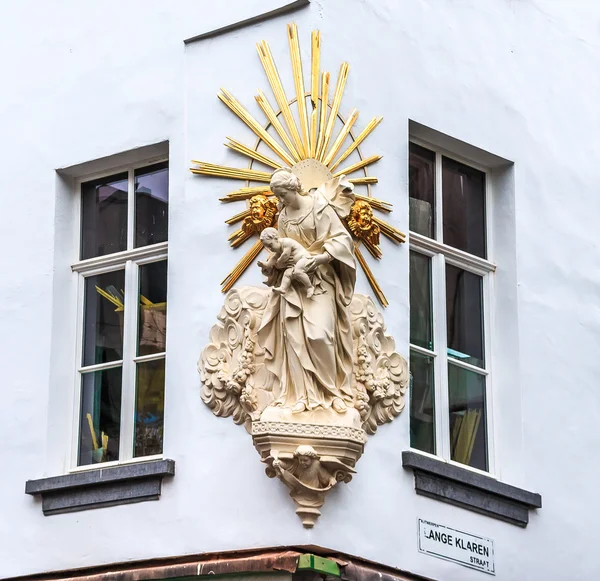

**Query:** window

left=409, top=141, right=494, bottom=473
left=72, top=160, right=169, bottom=468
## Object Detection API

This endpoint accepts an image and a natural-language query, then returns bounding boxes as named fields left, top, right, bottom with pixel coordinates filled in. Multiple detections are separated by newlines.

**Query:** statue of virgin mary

left=257, top=168, right=357, bottom=416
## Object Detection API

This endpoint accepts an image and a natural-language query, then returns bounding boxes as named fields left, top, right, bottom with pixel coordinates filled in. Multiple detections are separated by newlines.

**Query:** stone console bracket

left=402, top=451, right=541, bottom=527
left=25, top=459, right=175, bottom=515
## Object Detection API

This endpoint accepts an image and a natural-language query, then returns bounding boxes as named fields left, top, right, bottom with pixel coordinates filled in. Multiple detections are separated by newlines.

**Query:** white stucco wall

left=1, top=1, right=600, bottom=579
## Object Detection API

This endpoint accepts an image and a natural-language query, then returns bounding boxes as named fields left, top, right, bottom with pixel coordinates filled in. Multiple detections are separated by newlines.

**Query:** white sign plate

left=418, top=519, right=495, bottom=575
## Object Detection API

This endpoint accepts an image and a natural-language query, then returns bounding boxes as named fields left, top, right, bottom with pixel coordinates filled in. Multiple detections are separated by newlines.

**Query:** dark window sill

left=25, top=459, right=175, bottom=515
left=402, top=451, right=541, bottom=527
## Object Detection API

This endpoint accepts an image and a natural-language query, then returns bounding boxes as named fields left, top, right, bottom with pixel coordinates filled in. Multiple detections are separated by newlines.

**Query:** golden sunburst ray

left=219, top=187, right=272, bottom=203
left=310, top=30, right=320, bottom=109
left=309, top=108, right=318, bottom=158
left=318, top=62, right=349, bottom=162
left=228, top=229, right=253, bottom=248
left=257, top=40, right=306, bottom=158
left=355, top=245, right=388, bottom=307
left=315, top=71, right=330, bottom=158
left=329, top=116, right=383, bottom=172
left=191, top=24, right=406, bottom=304
left=191, top=162, right=271, bottom=182
left=218, top=89, right=295, bottom=166
left=362, top=240, right=383, bottom=259
left=373, top=216, right=407, bottom=244
left=349, top=176, right=378, bottom=185
left=221, top=240, right=264, bottom=292
left=225, top=138, right=282, bottom=170
left=323, top=108, right=359, bottom=166
left=225, top=208, right=252, bottom=225
left=255, top=91, right=302, bottom=163
left=354, top=194, right=392, bottom=213
left=288, top=23, right=310, bottom=154
left=333, top=154, right=382, bottom=177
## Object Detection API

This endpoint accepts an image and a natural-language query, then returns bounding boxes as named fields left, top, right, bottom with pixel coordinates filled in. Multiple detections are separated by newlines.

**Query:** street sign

left=418, top=519, right=495, bottom=575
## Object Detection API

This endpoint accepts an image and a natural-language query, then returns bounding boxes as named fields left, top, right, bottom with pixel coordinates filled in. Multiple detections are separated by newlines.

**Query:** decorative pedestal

left=199, top=286, right=408, bottom=527
left=252, top=421, right=366, bottom=527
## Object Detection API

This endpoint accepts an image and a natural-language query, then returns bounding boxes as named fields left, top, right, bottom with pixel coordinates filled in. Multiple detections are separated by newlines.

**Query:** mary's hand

left=276, top=256, right=294, bottom=269
left=305, top=253, right=331, bottom=274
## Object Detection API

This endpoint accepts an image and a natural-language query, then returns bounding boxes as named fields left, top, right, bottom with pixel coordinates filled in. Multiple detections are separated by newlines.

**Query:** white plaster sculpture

left=258, top=227, right=321, bottom=298
left=199, top=169, right=408, bottom=526
left=267, top=445, right=355, bottom=528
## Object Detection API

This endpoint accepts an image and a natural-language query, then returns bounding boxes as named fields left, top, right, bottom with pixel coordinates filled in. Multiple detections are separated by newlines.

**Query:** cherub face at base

left=298, top=455, right=314, bottom=469
left=294, top=445, right=320, bottom=470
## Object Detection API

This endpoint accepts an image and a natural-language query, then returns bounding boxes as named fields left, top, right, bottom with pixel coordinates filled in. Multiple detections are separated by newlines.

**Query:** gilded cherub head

left=347, top=200, right=381, bottom=246
left=351, top=200, right=374, bottom=228
left=242, top=195, right=278, bottom=235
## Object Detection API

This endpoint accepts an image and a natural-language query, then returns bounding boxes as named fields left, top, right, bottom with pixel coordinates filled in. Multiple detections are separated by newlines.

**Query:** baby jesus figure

left=258, top=227, right=318, bottom=298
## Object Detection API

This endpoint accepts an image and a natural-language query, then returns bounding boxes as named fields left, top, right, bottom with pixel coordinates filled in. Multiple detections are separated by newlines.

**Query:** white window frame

left=409, top=137, right=497, bottom=477
left=69, top=155, right=168, bottom=472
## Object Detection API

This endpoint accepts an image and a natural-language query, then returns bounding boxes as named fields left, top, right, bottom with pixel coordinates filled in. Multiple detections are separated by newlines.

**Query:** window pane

left=135, top=358, right=165, bottom=458
left=410, top=351, right=435, bottom=454
left=138, top=260, right=168, bottom=356
left=83, top=270, right=125, bottom=366
left=442, top=157, right=486, bottom=258
left=409, top=143, right=435, bottom=238
left=78, top=367, right=122, bottom=466
left=135, top=162, right=169, bottom=248
left=448, top=363, right=487, bottom=471
left=410, top=251, right=433, bottom=350
left=446, top=264, right=484, bottom=368
left=81, top=172, right=128, bottom=259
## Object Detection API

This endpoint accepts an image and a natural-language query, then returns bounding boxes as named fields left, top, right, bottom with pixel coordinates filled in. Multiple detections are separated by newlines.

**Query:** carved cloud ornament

left=200, top=287, right=407, bottom=435
left=194, top=24, right=408, bottom=527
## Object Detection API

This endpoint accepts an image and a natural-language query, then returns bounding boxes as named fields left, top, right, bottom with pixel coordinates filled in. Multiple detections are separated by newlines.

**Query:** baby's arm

left=264, top=252, right=279, bottom=268
left=257, top=251, right=279, bottom=271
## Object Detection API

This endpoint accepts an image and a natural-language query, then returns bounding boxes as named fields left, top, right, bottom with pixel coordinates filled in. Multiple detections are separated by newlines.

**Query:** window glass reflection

left=448, top=363, right=487, bottom=471
left=138, top=260, right=167, bottom=356
left=134, top=358, right=165, bottom=458
left=83, top=270, right=125, bottom=366
left=410, top=351, right=435, bottom=455
left=409, top=143, right=436, bottom=238
left=78, top=367, right=122, bottom=466
left=446, top=265, right=484, bottom=368
left=442, top=157, right=486, bottom=258
left=410, top=251, right=433, bottom=350
left=135, top=162, right=169, bottom=248
left=81, top=173, right=128, bottom=259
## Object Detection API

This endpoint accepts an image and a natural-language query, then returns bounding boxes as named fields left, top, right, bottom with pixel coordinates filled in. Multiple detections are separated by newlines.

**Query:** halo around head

left=290, top=159, right=333, bottom=190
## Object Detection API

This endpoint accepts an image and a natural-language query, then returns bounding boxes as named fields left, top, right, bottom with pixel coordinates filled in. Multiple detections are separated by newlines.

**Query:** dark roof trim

left=184, top=0, right=311, bottom=45
left=6, top=547, right=433, bottom=581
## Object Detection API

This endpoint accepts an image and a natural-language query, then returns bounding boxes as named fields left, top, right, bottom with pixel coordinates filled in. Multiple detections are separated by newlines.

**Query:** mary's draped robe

left=257, top=177, right=356, bottom=411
